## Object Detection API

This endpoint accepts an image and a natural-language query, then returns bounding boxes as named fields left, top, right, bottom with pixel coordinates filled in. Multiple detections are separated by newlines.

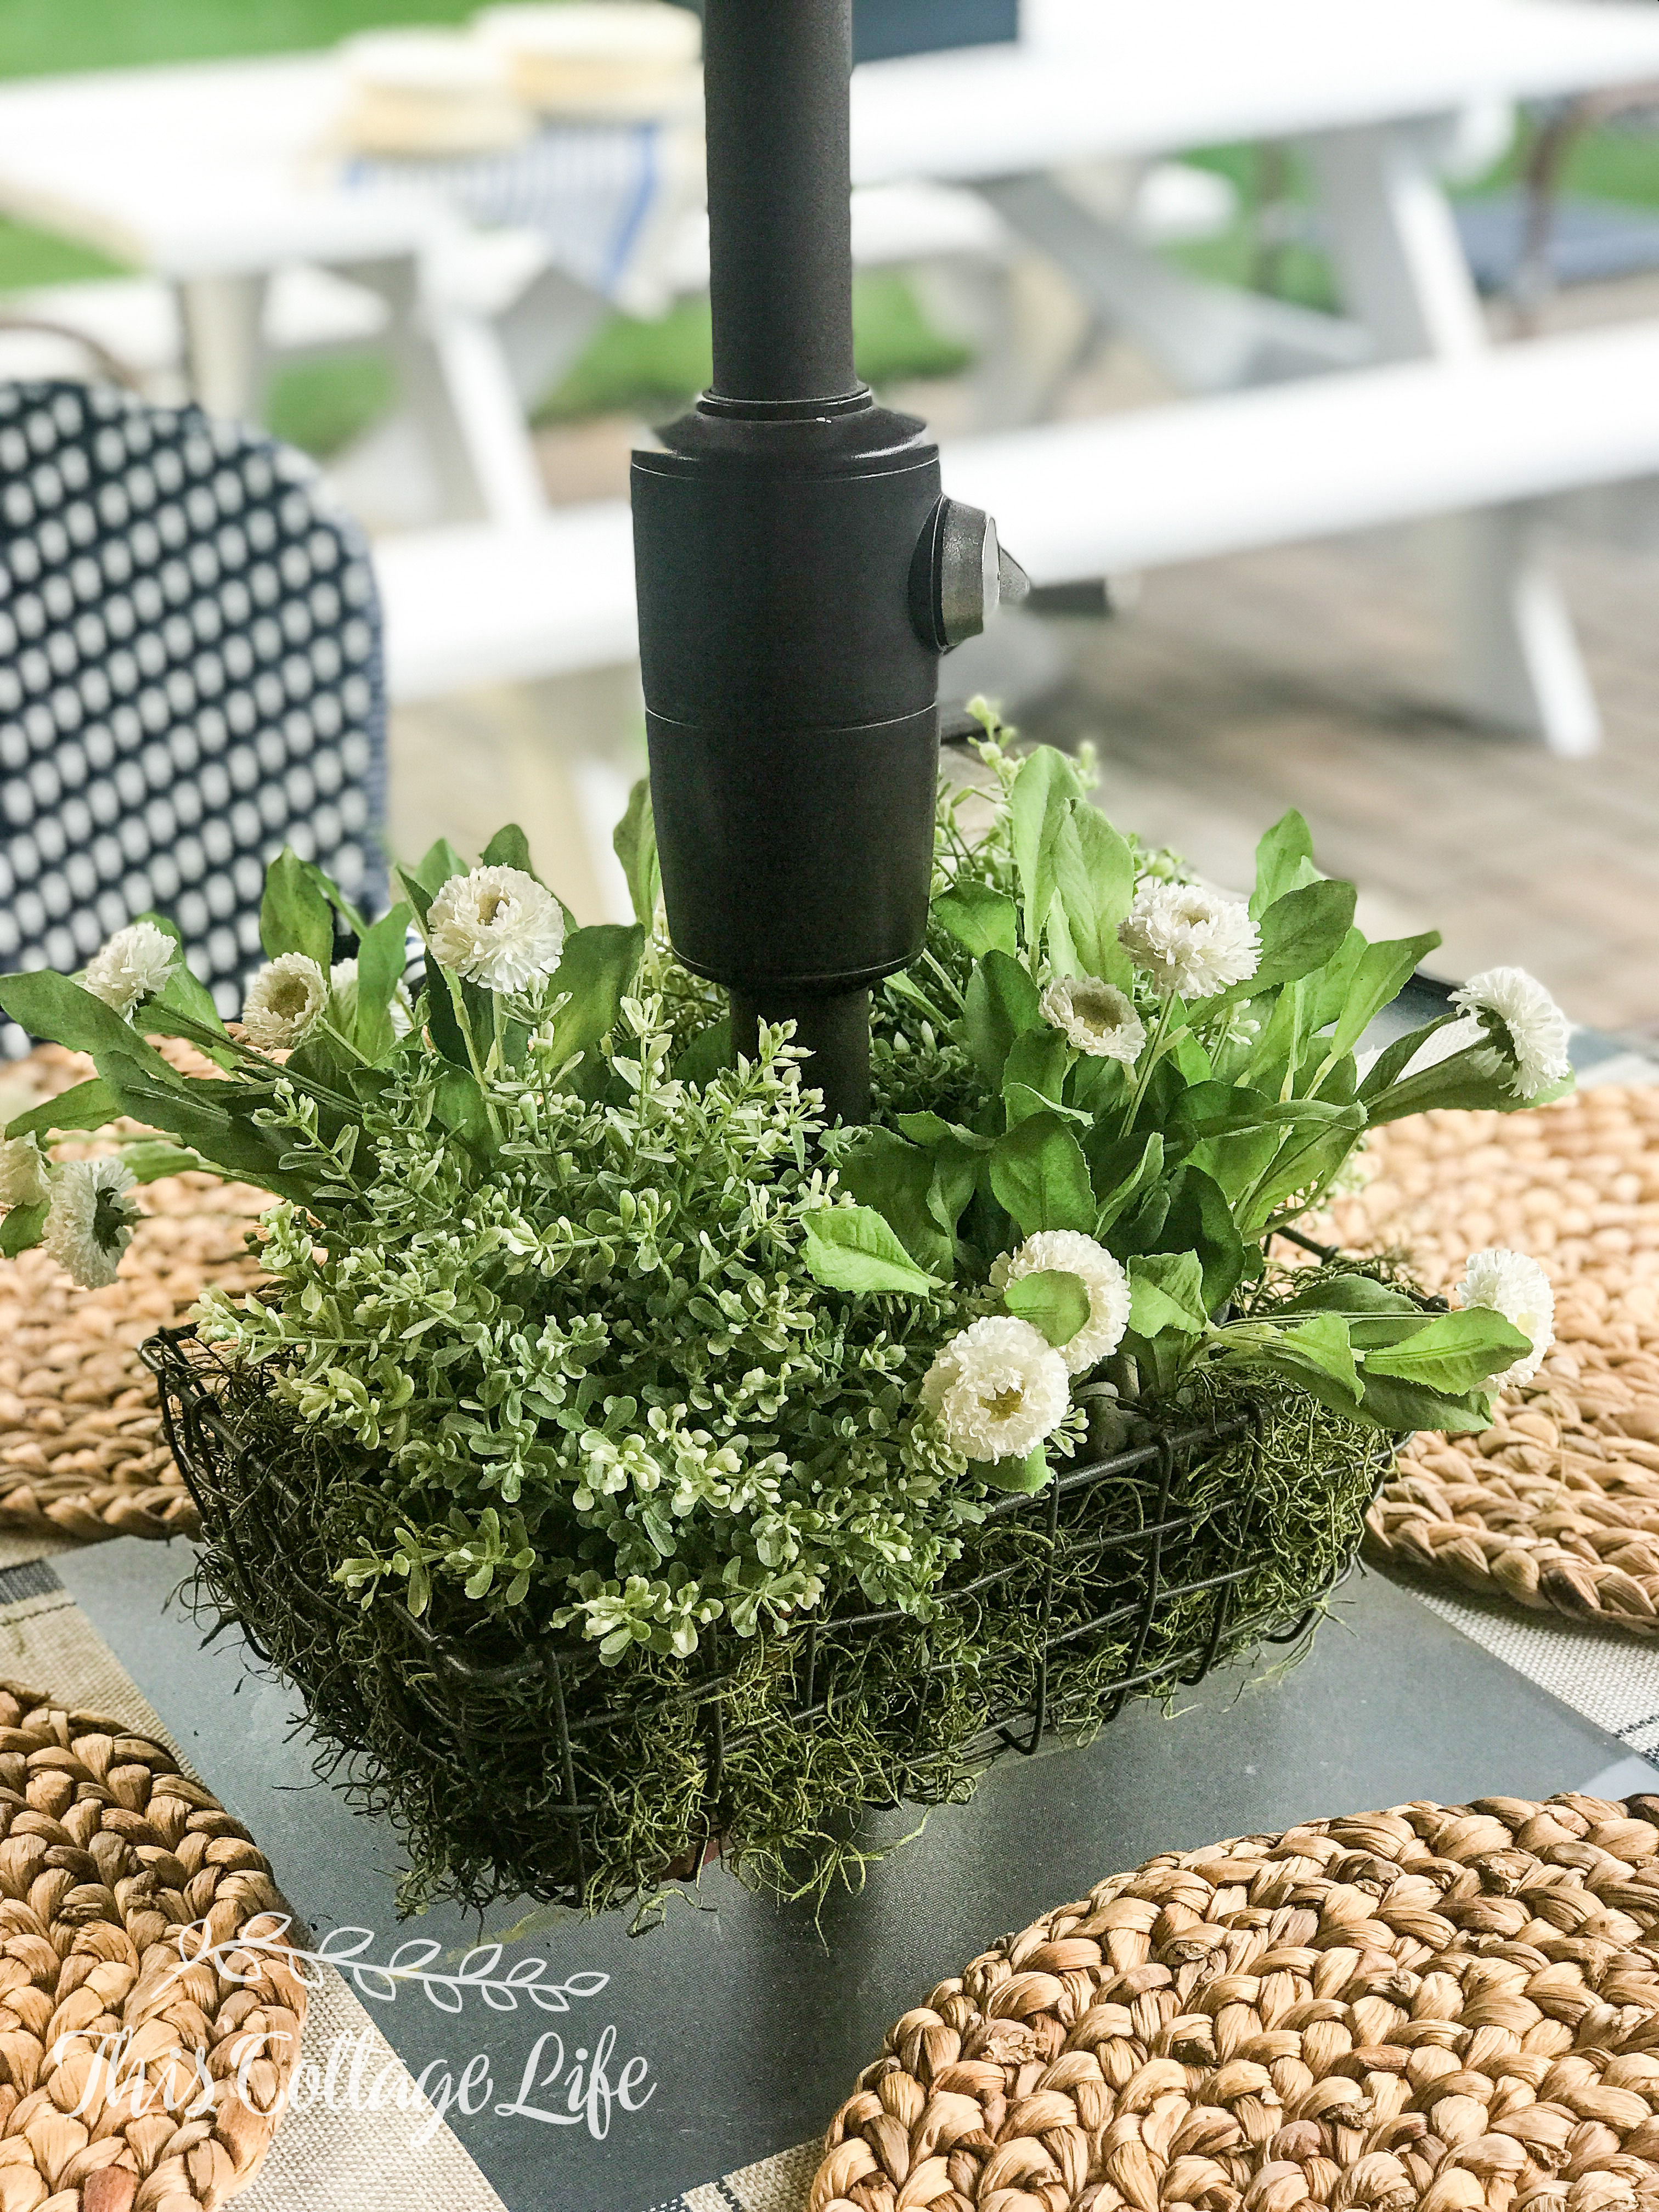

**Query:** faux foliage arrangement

left=0, top=709, right=1571, bottom=1908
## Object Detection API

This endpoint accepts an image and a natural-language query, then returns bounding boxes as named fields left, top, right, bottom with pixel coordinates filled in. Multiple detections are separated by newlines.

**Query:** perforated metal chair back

left=0, top=381, right=384, bottom=1058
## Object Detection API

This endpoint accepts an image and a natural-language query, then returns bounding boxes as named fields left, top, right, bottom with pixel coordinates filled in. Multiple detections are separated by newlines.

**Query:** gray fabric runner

left=0, top=1533, right=1652, bottom=2212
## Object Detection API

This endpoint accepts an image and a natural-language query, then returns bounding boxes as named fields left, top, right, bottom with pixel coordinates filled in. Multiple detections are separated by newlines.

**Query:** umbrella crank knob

left=912, top=496, right=1031, bottom=653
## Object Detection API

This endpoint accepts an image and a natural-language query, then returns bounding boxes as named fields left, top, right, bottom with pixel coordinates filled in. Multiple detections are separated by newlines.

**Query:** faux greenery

left=0, top=713, right=1565, bottom=1647
left=0, top=710, right=1571, bottom=1906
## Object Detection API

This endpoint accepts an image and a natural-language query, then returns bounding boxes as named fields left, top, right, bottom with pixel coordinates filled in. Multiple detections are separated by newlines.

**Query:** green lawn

left=0, top=0, right=478, bottom=78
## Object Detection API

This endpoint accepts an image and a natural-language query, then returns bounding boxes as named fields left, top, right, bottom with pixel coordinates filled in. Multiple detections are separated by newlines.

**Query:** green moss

left=176, top=1323, right=1389, bottom=1921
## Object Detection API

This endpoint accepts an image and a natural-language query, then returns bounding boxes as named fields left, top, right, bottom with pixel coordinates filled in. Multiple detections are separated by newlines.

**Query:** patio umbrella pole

left=632, top=0, right=1020, bottom=1124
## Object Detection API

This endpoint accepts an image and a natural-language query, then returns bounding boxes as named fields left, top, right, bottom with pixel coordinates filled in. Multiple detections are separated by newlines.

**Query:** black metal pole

left=633, top=0, right=1011, bottom=1124
left=703, top=0, right=858, bottom=405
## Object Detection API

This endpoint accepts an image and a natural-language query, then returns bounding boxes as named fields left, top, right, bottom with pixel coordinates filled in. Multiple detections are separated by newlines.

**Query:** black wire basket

left=142, top=1323, right=1395, bottom=1914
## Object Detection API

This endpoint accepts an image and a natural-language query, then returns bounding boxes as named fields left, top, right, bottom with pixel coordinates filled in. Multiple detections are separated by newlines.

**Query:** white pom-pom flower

left=1451, top=967, right=1571, bottom=1102
left=427, top=865, right=565, bottom=995
left=1457, top=1246, right=1555, bottom=1391
left=81, top=919, right=177, bottom=1020
left=1039, top=977, right=1146, bottom=1064
left=920, top=1315, right=1071, bottom=1462
left=990, top=1229, right=1131, bottom=1375
left=1118, top=882, right=1259, bottom=1000
left=241, top=954, right=328, bottom=1049
left=42, top=1158, right=140, bottom=1290
left=0, top=1136, right=49, bottom=1210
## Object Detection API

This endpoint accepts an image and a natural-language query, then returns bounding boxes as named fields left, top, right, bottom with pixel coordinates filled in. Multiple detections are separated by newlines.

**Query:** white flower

left=241, top=953, right=328, bottom=1049
left=329, top=957, right=358, bottom=1000
left=81, top=919, right=177, bottom=1020
left=1451, top=967, right=1571, bottom=1102
left=1040, top=977, right=1146, bottom=1064
left=426, top=865, right=565, bottom=995
left=920, top=1315, right=1071, bottom=1462
left=1457, top=1246, right=1555, bottom=1391
left=1119, top=881, right=1259, bottom=1000
left=0, top=1135, right=49, bottom=1210
left=990, top=1230, right=1131, bottom=1375
left=42, top=1158, right=140, bottom=1290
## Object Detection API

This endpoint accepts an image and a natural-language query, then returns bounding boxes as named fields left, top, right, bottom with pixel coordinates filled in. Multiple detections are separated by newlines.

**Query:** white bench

left=379, top=318, right=1659, bottom=742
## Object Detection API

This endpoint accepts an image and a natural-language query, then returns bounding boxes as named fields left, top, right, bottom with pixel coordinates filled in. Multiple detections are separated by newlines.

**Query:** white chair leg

left=1430, top=507, right=1601, bottom=757
left=1307, top=119, right=1602, bottom=752
left=176, top=273, right=270, bottom=421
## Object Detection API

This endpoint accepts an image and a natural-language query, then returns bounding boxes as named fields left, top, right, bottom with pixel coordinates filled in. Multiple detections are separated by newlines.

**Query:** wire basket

left=142, top=1324, right=1394, bottom=1911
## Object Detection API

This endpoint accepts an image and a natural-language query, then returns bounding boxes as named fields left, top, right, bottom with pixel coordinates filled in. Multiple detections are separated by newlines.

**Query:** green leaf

left=480, top=824, right=537, bottom=877
left=1002, top=1025, right=1072, bottom=1128
left=1052, top=802, right=1136, bottom=985
left=1327, top=932, right=1441, bottom=1058
left=433, top=1065, right=496, bottom=1165
left=1250, top=810, right=1314, bottom=920
left=1084, top=1132, right=1164, bottom=1239
left=895, top=1111, right=990, bottom=1152
left=0, top=972, right=183, bottom=1088
left=353, top=902, right=413, bottom=1061
left=989, top=1112, right=1097, bottom=1236
left=259, top=848, right=335, bottom=969
left=1356, top=1013, right=1456, bottom=1105
left=1160, top=1163, right=1245, bottom=1314
left=958, top=949, right=1042, bottom=1088
left=934, top=882, right=1018, bottom=961
left=801, top=1206, right=940, bottom=1296
left=1003, top=1267, right=1090, bottom=1350
left=5, top=1079, right=121, bottom=1140
left=611, top=780, right=661, bottom=931
left=980, top=1444, right=1050, bottom=1494
left=1351, top=1372, right=1496, bottom=1436
left=1366, top=1041, right=1572, bottom=1126
left=541, top=925, right=645, bottom=1080
left=0, top=1201, right=47, bottom=1258
left=1239, top=1106, right=1365, bottom=1232
left=674, top=1017, right=733, bottom=1086
left=1258, top=1313, right=1362, bottom=1402
left=87, top=1064, right=313, bottom=1204
left=1361, top=1308, right=1531, bottom=1396
left=1245, top=879, right=1358, bottom=998
left=120, top=1138, right=210, bottom=1183
left=409, top=837, right=470, bottom=899
left=1276, top=1272, right=1422, bottom=1324
left=1127, top=1250, right=1209, bottom=1338
left=1009, top=746, right=1081, bottom=951
left=840, top=1130, right=954, bottom=1276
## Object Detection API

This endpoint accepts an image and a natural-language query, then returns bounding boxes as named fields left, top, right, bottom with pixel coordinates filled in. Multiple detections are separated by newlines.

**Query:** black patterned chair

left=0, top=381, right=385, bottom=1056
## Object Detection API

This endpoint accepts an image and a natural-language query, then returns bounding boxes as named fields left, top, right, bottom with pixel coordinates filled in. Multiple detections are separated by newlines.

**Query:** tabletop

left=6, top=0, right=1659, bottom=276
left=57, top=1535, right=1649, bottom=2212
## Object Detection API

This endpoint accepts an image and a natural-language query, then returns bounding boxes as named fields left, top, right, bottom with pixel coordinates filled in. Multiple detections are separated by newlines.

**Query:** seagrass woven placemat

left=806, top=1790, right=1659, bottom=2212
left=0, top=1560, right=509, bottom=2212
left=1318, top=1090, right=1659, bottom=1636
left=0, top=1051, right=266, bottom=1548
left=0, top=1664, right=307, bottom=2210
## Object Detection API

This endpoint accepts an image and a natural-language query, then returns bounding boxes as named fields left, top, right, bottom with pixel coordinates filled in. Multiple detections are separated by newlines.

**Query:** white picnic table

left=4, top=0, right=1659, bottom=751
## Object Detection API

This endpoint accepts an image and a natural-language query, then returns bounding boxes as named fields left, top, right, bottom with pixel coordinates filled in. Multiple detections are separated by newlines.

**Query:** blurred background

left=3, top=0, right=1659, bottom=1039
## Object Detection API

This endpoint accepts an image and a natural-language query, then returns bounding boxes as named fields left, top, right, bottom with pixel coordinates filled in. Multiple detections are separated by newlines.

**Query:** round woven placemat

left=811, top=1789, right=1659, bottom=2212
left=0, top=1678, right=304, bottom=2211
left=1317, top=1091, right=1659, bottom=1637
left=0, top=1051, right=265, bottom=1545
